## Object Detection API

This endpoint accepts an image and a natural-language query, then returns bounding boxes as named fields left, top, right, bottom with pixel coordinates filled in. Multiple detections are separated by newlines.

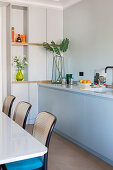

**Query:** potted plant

left=43, top=38, right=69, bottom=83
left=13, top=56, right=28, bottom=81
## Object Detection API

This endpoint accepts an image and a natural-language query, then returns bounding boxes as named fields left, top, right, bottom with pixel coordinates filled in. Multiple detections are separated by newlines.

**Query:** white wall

left=2, top=6, right=7, bottom=101
left=0, top=6, right=6, bottom=109
left=0, top=7, right=2, bottom=110
left=64, top=0, right=113, bottom=83
left=46, top=8, right=63, bottom=80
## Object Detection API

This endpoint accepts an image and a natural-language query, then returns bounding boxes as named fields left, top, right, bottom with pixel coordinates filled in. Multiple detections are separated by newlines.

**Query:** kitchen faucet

left=105, top=66, right=113, bottom=73
left=105, top=66, right=113, bottom=85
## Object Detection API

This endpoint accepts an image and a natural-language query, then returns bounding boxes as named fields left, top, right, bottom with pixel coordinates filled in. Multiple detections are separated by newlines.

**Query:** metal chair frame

left=42, top=112, right=56, bottom=170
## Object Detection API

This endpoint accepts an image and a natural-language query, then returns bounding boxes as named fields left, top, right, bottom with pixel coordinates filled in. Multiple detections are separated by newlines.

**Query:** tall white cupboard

left=6, top=4, right=63, bottom=123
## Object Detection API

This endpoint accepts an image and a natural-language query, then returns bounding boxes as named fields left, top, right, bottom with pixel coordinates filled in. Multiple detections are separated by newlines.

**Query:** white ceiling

left=1, top=0, right=82, bottom=9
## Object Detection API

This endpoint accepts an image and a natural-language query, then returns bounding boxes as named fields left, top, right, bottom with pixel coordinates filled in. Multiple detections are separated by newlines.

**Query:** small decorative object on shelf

left=12, top=26, right=27, bottom=43
left=43, top=38, right=69, bottom=84
left=16, top=34, right=22, bottom=42
left=20, top=34, right=26, bottom=43
left=13, top=56, right=28, bottom=81
left=12, top=27, right=14, bottom=42
left=16, top=69, right=23, bottom=81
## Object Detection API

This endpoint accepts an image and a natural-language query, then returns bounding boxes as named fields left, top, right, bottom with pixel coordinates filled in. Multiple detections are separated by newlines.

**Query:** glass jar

left=52, top=55, right=65, bottom=84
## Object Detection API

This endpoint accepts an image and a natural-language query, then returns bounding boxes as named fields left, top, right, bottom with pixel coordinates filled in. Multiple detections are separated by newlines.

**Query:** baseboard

left=54, top=129, right=113, bottom=167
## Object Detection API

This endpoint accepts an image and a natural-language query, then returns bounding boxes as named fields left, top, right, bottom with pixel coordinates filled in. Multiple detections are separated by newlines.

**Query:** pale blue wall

left=63, top=0, right=113, bottom=83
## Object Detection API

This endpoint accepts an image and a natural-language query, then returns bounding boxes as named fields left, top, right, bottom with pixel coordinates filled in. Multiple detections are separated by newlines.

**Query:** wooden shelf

left=12, top=42, right=60, bottom=46
left=12, top=42, right=43, bottom=46
left=12, top=80, right=52, bottom=84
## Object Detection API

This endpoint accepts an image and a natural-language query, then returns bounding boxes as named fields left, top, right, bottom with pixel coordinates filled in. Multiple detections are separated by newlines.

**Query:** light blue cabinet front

left=38, top=85, right=113, bottom=165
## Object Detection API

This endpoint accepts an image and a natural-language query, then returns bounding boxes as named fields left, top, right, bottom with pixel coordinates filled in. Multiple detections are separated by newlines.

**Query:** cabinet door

left=28, top=83, right=38, bottom=124
left=11, top=84, right=29, bottom=119
left=12, top=83, right=38, bottom=124
left=28, top=6, right=46, bottom=43
left=28, top=46, right=46, bottom=81
left=28, top=6, right=46, bottom=81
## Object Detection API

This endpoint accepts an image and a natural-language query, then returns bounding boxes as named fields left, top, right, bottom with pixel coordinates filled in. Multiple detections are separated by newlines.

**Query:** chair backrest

left=33, top=112, right=56, bottom=170
left=13, top=101, right=32, bottom=129
left=33, top=111, right=56, bottom=146
left=2, top=95, right=16, bottom=117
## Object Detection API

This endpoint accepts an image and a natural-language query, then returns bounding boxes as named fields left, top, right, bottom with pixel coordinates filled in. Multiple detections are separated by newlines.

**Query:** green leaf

left=60, top=38, right=69, bottom=52
left=43, top=42, right=54, bottom=52
left=51, top=41, right=61, bottom=56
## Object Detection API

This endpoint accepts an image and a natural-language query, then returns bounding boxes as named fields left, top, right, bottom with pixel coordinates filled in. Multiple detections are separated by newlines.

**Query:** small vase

left=16, top=69, right=23, bottom=81
left=52, top=55, right=65, bottom=84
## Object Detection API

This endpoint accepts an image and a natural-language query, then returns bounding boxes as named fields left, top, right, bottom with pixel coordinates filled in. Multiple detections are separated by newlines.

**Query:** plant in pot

left=43, top=38, right=69, bottom=84
left=13, top=56, right=28, bottom=81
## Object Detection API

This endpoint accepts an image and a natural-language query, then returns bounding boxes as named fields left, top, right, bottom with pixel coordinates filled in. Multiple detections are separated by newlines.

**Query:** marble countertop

left=38, top=83, right=113, bottom=100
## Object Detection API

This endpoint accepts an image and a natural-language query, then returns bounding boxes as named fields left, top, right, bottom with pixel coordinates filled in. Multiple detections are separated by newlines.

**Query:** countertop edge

left=38, top=83, right=113, bottom=100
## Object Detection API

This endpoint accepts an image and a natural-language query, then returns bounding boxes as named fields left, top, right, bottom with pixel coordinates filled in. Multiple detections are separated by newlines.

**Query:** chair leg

left=35, top=166, right=44, bottom=170
left=1, top=165, right=7, bottom=170
left=44, top=153, right=48, bottom=170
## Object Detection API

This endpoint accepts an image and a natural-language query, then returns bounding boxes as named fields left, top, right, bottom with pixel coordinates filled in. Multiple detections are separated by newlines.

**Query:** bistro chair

left=2, top=111, right=56, bottom=170
left=2, top=95, right=16, bottom=118
left=13, top=101, right=32, bottom=129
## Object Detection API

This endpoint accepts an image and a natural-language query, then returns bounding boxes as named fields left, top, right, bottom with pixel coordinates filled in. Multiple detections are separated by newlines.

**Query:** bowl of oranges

left=79, top=80, right=91, bottom=88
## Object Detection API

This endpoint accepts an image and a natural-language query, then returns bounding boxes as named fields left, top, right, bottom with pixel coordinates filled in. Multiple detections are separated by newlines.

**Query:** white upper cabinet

left=47, top=8, right=63, bottom=43
left=28, top=6, right=46, bottom=81
left=28, top=46, right=46, bottom=81
left=28, top=6, right=46, bottom=43
left=12, top=7, right=24, bottom=34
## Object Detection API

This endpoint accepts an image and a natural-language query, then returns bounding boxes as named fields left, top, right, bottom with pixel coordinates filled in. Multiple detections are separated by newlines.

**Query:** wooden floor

left=26, top=125, right=113, bottom=170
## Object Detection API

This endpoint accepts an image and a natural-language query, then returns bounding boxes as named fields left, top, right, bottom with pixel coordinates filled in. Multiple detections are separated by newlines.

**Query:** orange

left=82, top=80, right=87, bottom=84
left=86, top=80, right=91, bottom=84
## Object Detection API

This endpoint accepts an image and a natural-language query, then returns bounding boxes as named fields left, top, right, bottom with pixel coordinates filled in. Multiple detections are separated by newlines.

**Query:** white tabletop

left=0, top=112, right=47, bottom=165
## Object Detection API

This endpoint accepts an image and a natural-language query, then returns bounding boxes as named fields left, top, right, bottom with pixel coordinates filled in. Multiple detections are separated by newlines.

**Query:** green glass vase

left=16, top=69, right=23, bottom=81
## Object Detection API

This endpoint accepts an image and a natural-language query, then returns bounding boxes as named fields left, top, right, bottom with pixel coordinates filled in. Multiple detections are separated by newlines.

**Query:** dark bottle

left=94, top=73, right=99, bottom=84
left=16, top=34, right=22, bottom=42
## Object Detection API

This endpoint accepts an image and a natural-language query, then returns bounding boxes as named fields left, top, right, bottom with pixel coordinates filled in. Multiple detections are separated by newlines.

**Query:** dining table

left=0, top=111, right=47, bottom=165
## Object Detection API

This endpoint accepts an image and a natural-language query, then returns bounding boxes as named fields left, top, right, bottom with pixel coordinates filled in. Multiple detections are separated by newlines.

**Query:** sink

left=87, top=87, right=113, bottom=93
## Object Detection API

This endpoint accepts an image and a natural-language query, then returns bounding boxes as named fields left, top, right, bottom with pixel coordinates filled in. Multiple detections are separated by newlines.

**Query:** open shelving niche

left=11, top=5, right=28, bottom=82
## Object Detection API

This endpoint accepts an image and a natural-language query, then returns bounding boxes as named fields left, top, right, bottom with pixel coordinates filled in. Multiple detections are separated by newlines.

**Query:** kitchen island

left=38, top=83, right=113, bottom=166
